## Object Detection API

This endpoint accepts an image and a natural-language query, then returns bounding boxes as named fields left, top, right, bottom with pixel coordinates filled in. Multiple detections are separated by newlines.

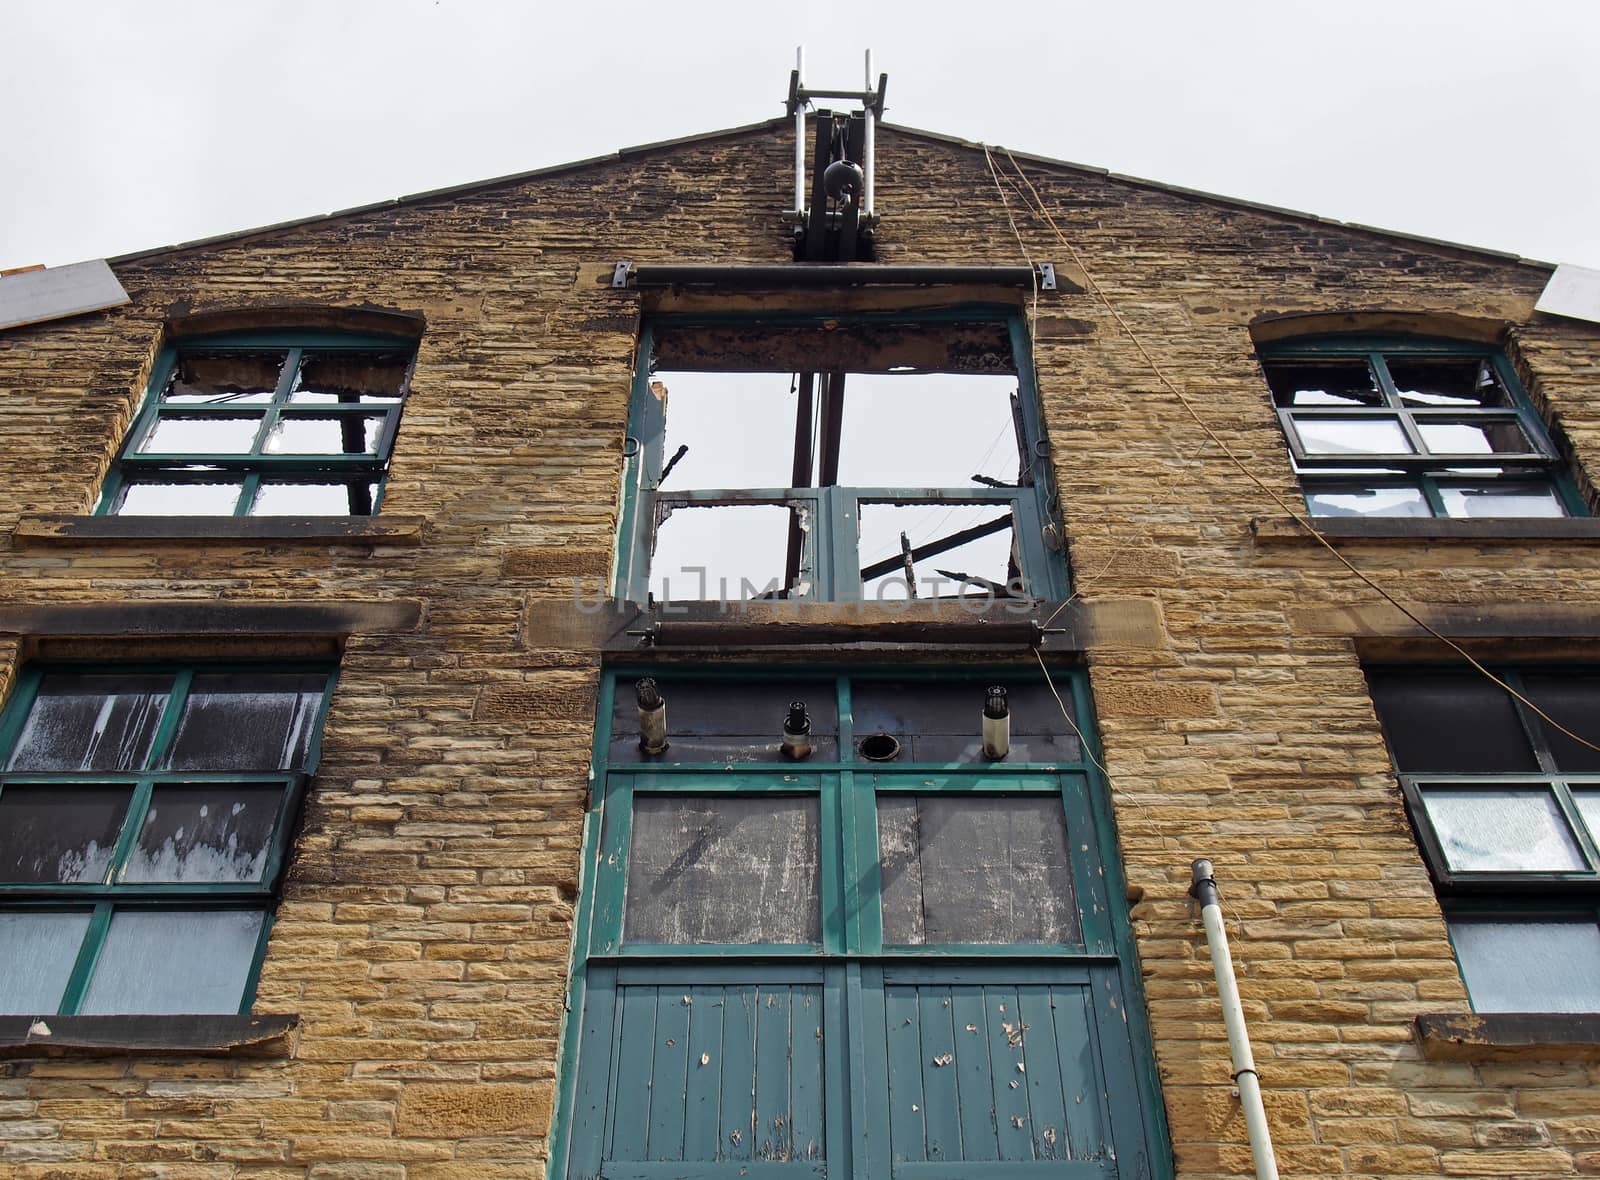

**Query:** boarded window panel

left=163, top=353, right=284, bottom=404
left=878, top=795, right=1079, bottom=945
left=0, top=786, right=130, bottom=883
left=852, top=681, right=1081, bottom=763
left=78, top=909, right=264, bottom=1015
left=291, top=352, right=408, bottom=403
left=1451, top=918, right=1600, bottom=1012
left=0, top=911, right=93, bottom=1014
left=1523, top=675, right=1600, bottom=771
left=1264, top=360, right=1382, bottom=408
left=625, top=795, right=820, bottom=945
left=607, top=679, right=838, bottom=764
left=1368, top=671, right=1538, bottom=773
left=604, top=981, right=825, bottom=1166
left=6, top=673, right=171, bottom=772
left=163, top=673, right=326, bottom=772
left=1420, top=787, right=1586, bottom=873
left=122, top=784, right=284, bottom=884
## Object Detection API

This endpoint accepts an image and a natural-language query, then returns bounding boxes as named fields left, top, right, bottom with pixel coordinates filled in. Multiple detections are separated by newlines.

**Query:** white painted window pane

left=0, top=911, right=92, bottom=1014
left=1306, top=487, right=1431, bottom=518
left=624, top=795, right=819, bottom=944
left=0, top=787, right=130, bottom=883
left=1421, top=787, right=1586, bottom=872
left=249, top=482, right=379, bottom=516
left=1439, top=483, right=1566, bottom=519
left=6, top=673, right=170, bottom=772
left=263, top=416, right=383, bottom=455
left=123, top=785, right=283, bottom=883
left=1295, top=416, right=1413, bottom=455
left=1452, top=919, right=1600, bottom=1013
left=139, top=416, right=262, bottom=455
left=163, top=673, right=326, bottom=771
left=79, top=910, right=264, bottom=1015
left=1574, top=793, right=1600, bottom=843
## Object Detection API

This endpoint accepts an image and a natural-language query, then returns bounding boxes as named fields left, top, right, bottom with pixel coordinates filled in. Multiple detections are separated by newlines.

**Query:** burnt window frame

left=1260, top=336, right=1586, bottom=520
left=614, top=308, right=1069, bottom=603
left=96, top=330, right=417, bottom=518
left=0, top=661, right=337, bottom=1016
left=1368, top=664, right=1600, bottom=1013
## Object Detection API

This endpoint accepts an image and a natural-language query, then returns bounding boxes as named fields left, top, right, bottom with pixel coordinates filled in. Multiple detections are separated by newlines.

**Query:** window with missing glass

left=1261, top=337, right=1585, bottom=519
left=1368, top=666, right=1600, bottom=1013
left=0, top=664, right=335, bottom=1016
left=97, top=332, right=415, bottom=517
left=616, top=311, right=1068, bottom=603
left=553, top=671, right=1169, bottom=1180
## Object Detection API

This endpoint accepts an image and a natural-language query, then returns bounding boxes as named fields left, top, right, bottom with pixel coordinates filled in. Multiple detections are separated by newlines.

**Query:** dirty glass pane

left=1438, top=482, right=1566, bottom=519
left=1368, top=670, right=1537, bottom=773
left=656, top=371, right=805, bottom=489
left=651, top=503, right=792, bottom=600
left=0, top=911, right=92, bottom=1014
left=1417, top=419, right=1533, bottom=456
left=1419, top=787, right=1585, bottom=873
left=836, top=373, right=1021, bottom=486
left=115, top=480, right=243, bottom=516
left=163, top=353, right=285, bottom=404
left=1451, top=918, right=1600, bottom=1012
left=263, top=415, right=384, bottom=455
left=1293, top=416, right=1413, bottom=455
left=138, top=415, right=263, bottom=455
left=878, top=795, right=1078, bottom=944
left=851, top=681, right=1081, bottom=762
left=0, top=787, right=130, bottom=883
left=79, top=909, right=264, bottom=1015
left=625, top=795, right=819, bottom=944
left=1524, top=675, right=1600, bottom=772
left=859, top=503, right=1016, bottom=601
left=7, top=673, right=171, bottom=772
left=163, top=673, right=327, bottom=771
left=1388, top=358, right=1507, bottom=408
left=608, top=678, right=838, bottom=763
left=249, top=481, right=379, bottom=516
left=1305, top=485, right=1431, bottom=518
left=123, top=784, right=283, bottom=883
left=1264, top=360, right=1382, bottom=407
left=291, top=352, right=409, bottom=404
left=1574, top=793, right=1600, bottom=843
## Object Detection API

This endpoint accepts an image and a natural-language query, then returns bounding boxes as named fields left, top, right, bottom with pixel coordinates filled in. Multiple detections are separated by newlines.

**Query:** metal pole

left=1189, top=859, right=1280, bottom=1180
left=794, top=46, right=807, bottom=217
left=862, top=49, right=876, bottom=216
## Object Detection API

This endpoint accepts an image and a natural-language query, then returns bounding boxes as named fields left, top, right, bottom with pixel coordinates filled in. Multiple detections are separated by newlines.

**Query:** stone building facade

left=1, top=115, right=1599, bottom=1179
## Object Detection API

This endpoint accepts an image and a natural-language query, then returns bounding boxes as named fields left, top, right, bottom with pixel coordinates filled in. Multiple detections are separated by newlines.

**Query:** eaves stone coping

left=11, top=513, right=425, bottom=547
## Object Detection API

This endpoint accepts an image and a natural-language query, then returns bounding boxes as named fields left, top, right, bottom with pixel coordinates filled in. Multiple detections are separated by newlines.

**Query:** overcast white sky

left=4, top=0, right=1599, bottom=272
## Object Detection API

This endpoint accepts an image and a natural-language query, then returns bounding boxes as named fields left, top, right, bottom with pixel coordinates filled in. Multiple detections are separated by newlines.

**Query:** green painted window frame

left=1369, top=664, right=1600, bottom=1012
left=0, top=662, right=338, bottom=1015
left=551, top=668, right=1171, bottom=1180
left=614, top=309, right=1070, bottom=603
left=1259, top=336, right=1587, bottom=519
left=96, top=331, right=417, bottom=517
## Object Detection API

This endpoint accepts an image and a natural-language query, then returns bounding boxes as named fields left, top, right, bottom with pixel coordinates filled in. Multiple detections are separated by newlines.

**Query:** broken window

left=0, top=663, right=335, bottom=1016
left=1368, top=666, right=1600, bottom=1012
left=619, top=314, right=1065, bottom=602
left=1261, top=338, right=1584, bottom=519
left=97, top=333, right=415, bottom=517
left=556, top=671, right=1166, bottom=1178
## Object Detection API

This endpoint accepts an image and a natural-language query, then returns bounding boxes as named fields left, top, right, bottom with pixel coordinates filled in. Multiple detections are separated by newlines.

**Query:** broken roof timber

left=103, top=118, right=1552, bottom=272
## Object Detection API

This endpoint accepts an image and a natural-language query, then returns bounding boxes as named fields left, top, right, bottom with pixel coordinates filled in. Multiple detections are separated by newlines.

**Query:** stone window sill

left=1252, top=516, right=1600, bottom=545
left=1415, top=1012, right=1600, bottom=1062
left=0, top=1013, right=298, bottom=1058
left=11, top=513, right=425, bottom=547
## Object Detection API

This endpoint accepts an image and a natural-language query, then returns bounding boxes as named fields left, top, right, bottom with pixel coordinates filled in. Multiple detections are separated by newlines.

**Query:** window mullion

left=1418, top=476, right=1449, bottom=518
left=57, top=901, right=113, bottom=1015
left=1502, top=669, right=1562, bottom=775
left=149, top=669, right=195, bottom=766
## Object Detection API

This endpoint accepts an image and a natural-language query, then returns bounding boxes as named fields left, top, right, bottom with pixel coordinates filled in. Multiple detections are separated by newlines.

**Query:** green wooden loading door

left=557, top=673, right=1169, bottom=1180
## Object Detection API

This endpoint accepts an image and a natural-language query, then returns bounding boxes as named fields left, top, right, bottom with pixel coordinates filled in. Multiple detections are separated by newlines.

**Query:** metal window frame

left=96, top=331, right=417, bottom=517
left=1261, top=336, right=1587, bottom=518
left=615, top=309, right=1069, bottom=603
left=0, top=661, right=338, bottom=1015
left=550, top=667, right=1172, bottom=1180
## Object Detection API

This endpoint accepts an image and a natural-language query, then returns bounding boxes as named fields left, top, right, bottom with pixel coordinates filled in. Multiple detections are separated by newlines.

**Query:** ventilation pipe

left=1189, top=859, right=1279, bottom=1180
left=636, top=678, right=668, bottom=756
left=982, top=685, right=1010, bottom=759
